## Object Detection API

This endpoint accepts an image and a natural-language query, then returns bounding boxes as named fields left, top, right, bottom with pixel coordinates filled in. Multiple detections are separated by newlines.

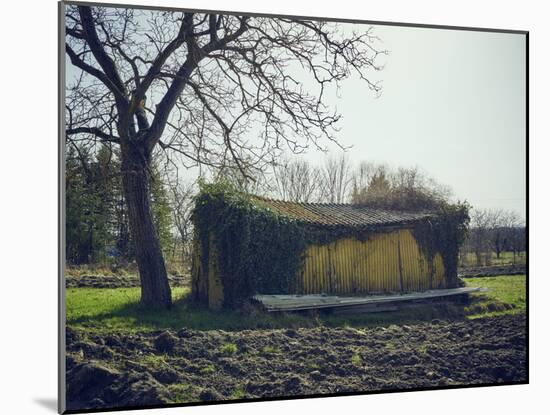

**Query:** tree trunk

left=475, top=250, right=482, bottom=267
left=120, top=148, right=172, bottom=308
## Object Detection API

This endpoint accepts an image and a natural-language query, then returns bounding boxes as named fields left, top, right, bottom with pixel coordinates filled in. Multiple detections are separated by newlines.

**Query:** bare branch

left=78, top=6, right=128, bottom=101
left=66, top=126, right=120, bottom=143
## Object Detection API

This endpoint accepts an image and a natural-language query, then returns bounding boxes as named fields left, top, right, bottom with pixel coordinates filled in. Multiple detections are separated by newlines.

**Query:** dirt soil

left=65, top=313, right=527, bottom=411
left=458, top=264, right=526, bottom=278
left=66, top=273, right=190, bottom=288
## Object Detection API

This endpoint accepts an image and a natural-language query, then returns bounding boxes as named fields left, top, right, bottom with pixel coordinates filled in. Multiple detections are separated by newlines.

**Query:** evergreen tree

left=150, top=162, right=174, bottom=256
left=65, top=143, right=174, bottom=266
left=66, top=144, right=103, bottom=264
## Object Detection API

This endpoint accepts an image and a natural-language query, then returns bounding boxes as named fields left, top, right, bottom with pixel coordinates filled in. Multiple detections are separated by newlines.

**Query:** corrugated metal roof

left=251, top=197, right=436, bottom=228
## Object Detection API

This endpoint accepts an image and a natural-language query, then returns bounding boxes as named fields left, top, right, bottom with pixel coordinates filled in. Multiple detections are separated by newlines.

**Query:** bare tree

left=206, top=158, right=268, bottom=194
left=468, top=208, right=503, bottom=266
left=465, top=208, right=525, bottom=266
left=65, top=4, right=385, bottom=306
left=351, top=164, right=392, bottom=206
left=319, top=154, right=353, bottom=203
left=487, top=209, right=507, bottom=260
left=168, top=180, right=196, bottom=269
left=350, top=161, right=389, bottom=197
left=271, top=157, right=321, bottom=202
left=468, top=209, right=490, bottom=266
left=499, top=210, right=526, bottom=264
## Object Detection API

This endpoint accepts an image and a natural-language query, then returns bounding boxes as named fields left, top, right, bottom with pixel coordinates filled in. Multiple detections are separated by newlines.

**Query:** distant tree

left=94, top=145, right=123, bottom=258
left=350, top=163, right=451, bottom=211
left=499, top=211, right=526, bottom=264
left=66, top=143, right=119, bottom=264
left=149, top=167, right=174, bottom=256
left=486, top=209, right=506, bottom=260
left=65, top=5, right=385, bottom=306
left=271, top=157, right=321, bottom=202
left=320, top=154, right=353, bottom=203
left=207, top=158, right=267, bottom=194
left=468, top=209, right=491, bottom=266
left=113, top=185, right=133, bottom=262
left=168, top=180, right=196, bottom=267
left=66, top=142, right=174, bottom=266
left=468, top=208, right=506, bottom=266
left=508, top=226, right=526, bottom=264
left=392, top=167, right=452, bottom=208
left=465, top=208, right=525, bottom=266
left=66, top=144, right=97, bottom=264
left=350, top=161, right=389, bottom=198
left=351, top=168, right=392, bottom=206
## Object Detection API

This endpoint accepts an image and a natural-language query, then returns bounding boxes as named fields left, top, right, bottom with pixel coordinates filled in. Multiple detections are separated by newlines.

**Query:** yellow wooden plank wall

left=432, top=252, right=446, bottom=289
left=299, top=229, right=446, bottom=295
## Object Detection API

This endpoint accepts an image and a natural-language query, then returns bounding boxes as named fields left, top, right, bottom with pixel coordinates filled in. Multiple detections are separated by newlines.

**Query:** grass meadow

left=66, top=275, right=526, bottom=333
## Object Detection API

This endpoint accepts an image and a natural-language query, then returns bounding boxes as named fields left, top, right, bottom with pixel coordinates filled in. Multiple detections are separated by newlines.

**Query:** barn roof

left=251, top=197, right=436, bottom=228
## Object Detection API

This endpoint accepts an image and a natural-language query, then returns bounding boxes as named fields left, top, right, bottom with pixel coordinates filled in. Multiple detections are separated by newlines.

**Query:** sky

left=66, top=13, right=527, bottom=219
left=301, top=24, right=526, bottom=218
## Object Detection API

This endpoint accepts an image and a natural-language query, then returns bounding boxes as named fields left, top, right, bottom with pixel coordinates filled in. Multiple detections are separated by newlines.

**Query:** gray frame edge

left=58, top=1, right=67, bottom=413
left=63, top=0, right=528, bottom=34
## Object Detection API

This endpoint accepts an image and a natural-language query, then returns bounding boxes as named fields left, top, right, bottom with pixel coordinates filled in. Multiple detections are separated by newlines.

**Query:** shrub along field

left=65, top=275, right=527, bottom=410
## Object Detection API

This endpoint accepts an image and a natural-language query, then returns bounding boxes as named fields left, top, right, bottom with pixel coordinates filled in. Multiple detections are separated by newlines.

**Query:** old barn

left=192, top=187, right=466, bottom=310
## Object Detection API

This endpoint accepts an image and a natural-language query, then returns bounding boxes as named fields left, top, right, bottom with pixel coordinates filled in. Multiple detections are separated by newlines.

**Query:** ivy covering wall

left=412, top=203, right=470, bottom=288
left=192, top=182, right=469, bottom=307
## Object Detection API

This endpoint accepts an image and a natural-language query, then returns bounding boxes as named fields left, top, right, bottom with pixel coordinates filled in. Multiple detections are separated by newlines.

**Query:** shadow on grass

left=66, top=275, right=526, bottom=332
left=69, top=294, right=317, bottom=332
left=68, top=292, right=469, bottom=333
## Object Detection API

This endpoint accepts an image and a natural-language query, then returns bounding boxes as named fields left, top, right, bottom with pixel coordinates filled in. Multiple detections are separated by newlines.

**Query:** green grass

left=66, top=275, right=526, bottom=333
left=463, top=275, right=526, bottom=318
left=166, top=383, right=197, bottom=404
left=262, top=345, right=280, bottom=354
left=66, top=286, right=461, bottom=333
left=67, top=286, right=323, bottom=332
left=66, top=287, right=191, bottom=332
left=140, top=354, right=170, bottom=369
left=305, top=361, right=321, bottom=371
left=230, top=386, right=246, bottom=399
left=350, top=353, right=362, bottom=367
left=219, top=343, right=238, bottom=355
left=199, top=364, right=216, bottom=375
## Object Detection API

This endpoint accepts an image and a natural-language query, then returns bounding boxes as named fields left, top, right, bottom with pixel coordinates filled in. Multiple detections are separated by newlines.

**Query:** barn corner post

left=190, top=184, right=231, bottom=310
